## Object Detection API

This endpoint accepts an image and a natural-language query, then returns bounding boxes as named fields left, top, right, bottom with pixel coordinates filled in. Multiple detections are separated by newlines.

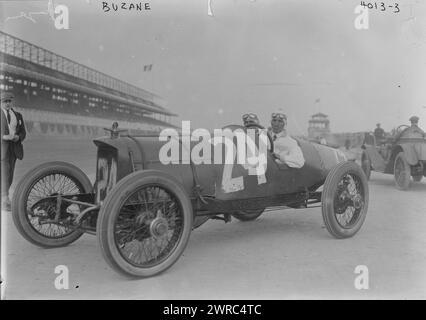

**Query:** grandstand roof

left=0, top=31, right=177, bottom=117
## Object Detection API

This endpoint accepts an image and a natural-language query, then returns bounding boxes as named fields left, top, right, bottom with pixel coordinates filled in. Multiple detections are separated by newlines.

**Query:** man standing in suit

left=1, top=92, right=26, bottom=211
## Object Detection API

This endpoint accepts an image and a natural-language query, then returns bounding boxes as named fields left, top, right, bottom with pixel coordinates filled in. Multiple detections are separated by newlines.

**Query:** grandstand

left=0, top=31, right=177, bottom=136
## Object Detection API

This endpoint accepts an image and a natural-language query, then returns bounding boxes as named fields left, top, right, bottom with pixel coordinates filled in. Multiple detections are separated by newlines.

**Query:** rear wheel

left=11, top=162, right=92, bottom=248
left=232, top=208, right=265, bottom=222
left=97, top=170, right=193, bottom=278
left=413, top=175, right=423, bottom=182
left=361, top=152, right=371, bottom=180
left=321, top=161, right=369, bottom=239
left=394, top=152, right=411, bottom=190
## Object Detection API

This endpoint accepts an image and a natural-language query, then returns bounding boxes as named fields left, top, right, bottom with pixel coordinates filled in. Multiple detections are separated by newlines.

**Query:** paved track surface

left=2, top=136, right=425, bottom=299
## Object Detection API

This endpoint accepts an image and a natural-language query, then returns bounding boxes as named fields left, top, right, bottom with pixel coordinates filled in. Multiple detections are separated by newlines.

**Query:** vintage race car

left=361, top=124, right=426, bottom=190
left=12, top=123, right=369, bottom=278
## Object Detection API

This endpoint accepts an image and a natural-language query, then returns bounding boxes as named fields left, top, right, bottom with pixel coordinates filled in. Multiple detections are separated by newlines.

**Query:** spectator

left=374, top=123, right=385, bottom=145
left=1, top=92, right=26, bottom=211
left=408, top=116, right=425, bottom=138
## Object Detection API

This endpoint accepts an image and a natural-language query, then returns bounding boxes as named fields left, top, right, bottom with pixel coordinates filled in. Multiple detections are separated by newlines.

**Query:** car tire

left=412, top=175, right=423, bottom=182
left=11, top=162, right=92, bottom=248
left=97, top=170, right=193, bottom=278
left=394, top=152, right=411, bottom=190
left=321, top=161, right=369, bottom=239
left=361, top=151, right=371, bottom=180
left=232, top=208, right=265, bottom=222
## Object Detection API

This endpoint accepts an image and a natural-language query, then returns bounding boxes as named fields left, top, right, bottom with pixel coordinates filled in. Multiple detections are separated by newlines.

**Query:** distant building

left=308, top=112, right=330, bottom=139
left=306, top=112, right=365, bottom=149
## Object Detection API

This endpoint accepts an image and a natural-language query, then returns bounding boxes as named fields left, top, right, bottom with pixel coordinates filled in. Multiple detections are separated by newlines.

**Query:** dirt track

left=2, top=136, right=426, bottom=299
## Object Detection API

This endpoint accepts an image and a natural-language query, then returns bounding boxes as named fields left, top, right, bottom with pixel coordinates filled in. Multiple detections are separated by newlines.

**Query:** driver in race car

left=269, top=112, right=305, bottom=168
left=242, top=113, right=260, bottom=126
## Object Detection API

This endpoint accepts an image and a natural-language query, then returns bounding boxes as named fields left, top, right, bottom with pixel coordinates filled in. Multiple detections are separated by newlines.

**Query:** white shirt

left=272, top=130, right=305, bottom=168
left=2, top=107, right=17, bottom=139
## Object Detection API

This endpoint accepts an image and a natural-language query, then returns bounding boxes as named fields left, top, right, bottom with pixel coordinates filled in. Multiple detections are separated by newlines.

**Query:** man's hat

left=242, top=113, right=259, bottom=124
left=409, top=116, right=419, bottom=123
left=271, top=112, right=287, bottom=121
left=1, top=92, right=14, bottom=102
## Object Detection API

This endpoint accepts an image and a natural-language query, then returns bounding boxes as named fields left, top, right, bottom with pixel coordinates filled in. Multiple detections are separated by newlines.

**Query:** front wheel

left=97, top=170, right=193, bottom=278
left=394, top=152, right=411, bottom=190
left=361, top=151, right=371, bottom=180
left=413, top=175, right=423, bottom=182
left=11, top=162, right=92, bottom=248
left=321, top=161, right=369, bottom=239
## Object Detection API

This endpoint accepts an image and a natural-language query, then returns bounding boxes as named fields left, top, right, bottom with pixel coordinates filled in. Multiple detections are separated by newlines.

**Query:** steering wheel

left=392, top=124, right=410, bottom=141
left=245, top=123, right=274, bottom=153
left=395, top=125, right=409, bottom=133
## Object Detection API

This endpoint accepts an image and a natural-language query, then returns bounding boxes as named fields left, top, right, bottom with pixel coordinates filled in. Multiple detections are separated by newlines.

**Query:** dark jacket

left=1, top=108, right=26, bottom=161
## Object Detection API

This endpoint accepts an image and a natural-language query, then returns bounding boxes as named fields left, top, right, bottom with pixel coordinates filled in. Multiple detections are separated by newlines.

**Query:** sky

left=1, top=0, right=426, bottom=135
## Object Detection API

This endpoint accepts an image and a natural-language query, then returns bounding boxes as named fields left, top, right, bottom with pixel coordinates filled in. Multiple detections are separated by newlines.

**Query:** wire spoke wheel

left=333, top=173, right=364, bottom=229
left=12, top=162, right=92, bottom=248
left=26, top=173, right=83, bottom=238
left=114, top=185, right=184, bottom=268
left=97, top=170, right=193, bottom=278
left=361, top=152, right=371, bottom=180
left=394, top=152, right=411, bottom=190
left=321, top=161, right=369, bottom=239
left=413, top=175, right=423, bottom=182
left=395, top=158, right=406, bottom=185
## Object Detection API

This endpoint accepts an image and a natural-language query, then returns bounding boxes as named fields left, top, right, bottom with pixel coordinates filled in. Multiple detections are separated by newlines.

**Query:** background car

left=361, top=125, right=426, bottom=190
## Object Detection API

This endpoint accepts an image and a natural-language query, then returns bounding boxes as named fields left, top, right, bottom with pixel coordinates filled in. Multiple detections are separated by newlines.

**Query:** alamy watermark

left=54, top=265, right=69, bottom=290
left=354, top=265, right=369, bottom=290
left=159, top=121, right=268, bottom=172
left=158, top=121, right=269, bottom=193
left=354, top=5, right=370, bottom=30
left=4, top=1, right=69, bottom=30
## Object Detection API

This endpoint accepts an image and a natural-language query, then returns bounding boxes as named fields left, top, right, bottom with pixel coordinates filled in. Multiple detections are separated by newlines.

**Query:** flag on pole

left=207, top=0, right=213, bottom=16
left=143, top=64, right=153, bottom=72
left=48, top=0, right=55, bottom=20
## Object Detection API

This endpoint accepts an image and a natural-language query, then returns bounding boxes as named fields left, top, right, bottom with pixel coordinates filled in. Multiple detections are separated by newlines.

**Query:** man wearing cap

left=242, top=113, right=260, bottom=127
left=270, top=112, right=305, bottom=168
left=1, top=92, right=26, bottom=210
left=374, top=123, right=385, bottom=145
left=408, top=116, right=425, bottom=138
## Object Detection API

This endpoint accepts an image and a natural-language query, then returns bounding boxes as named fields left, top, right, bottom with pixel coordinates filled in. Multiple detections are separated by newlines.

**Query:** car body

left=361, top=124, right=426, bottom=190
left=12, top=123, right=369, bottom=277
